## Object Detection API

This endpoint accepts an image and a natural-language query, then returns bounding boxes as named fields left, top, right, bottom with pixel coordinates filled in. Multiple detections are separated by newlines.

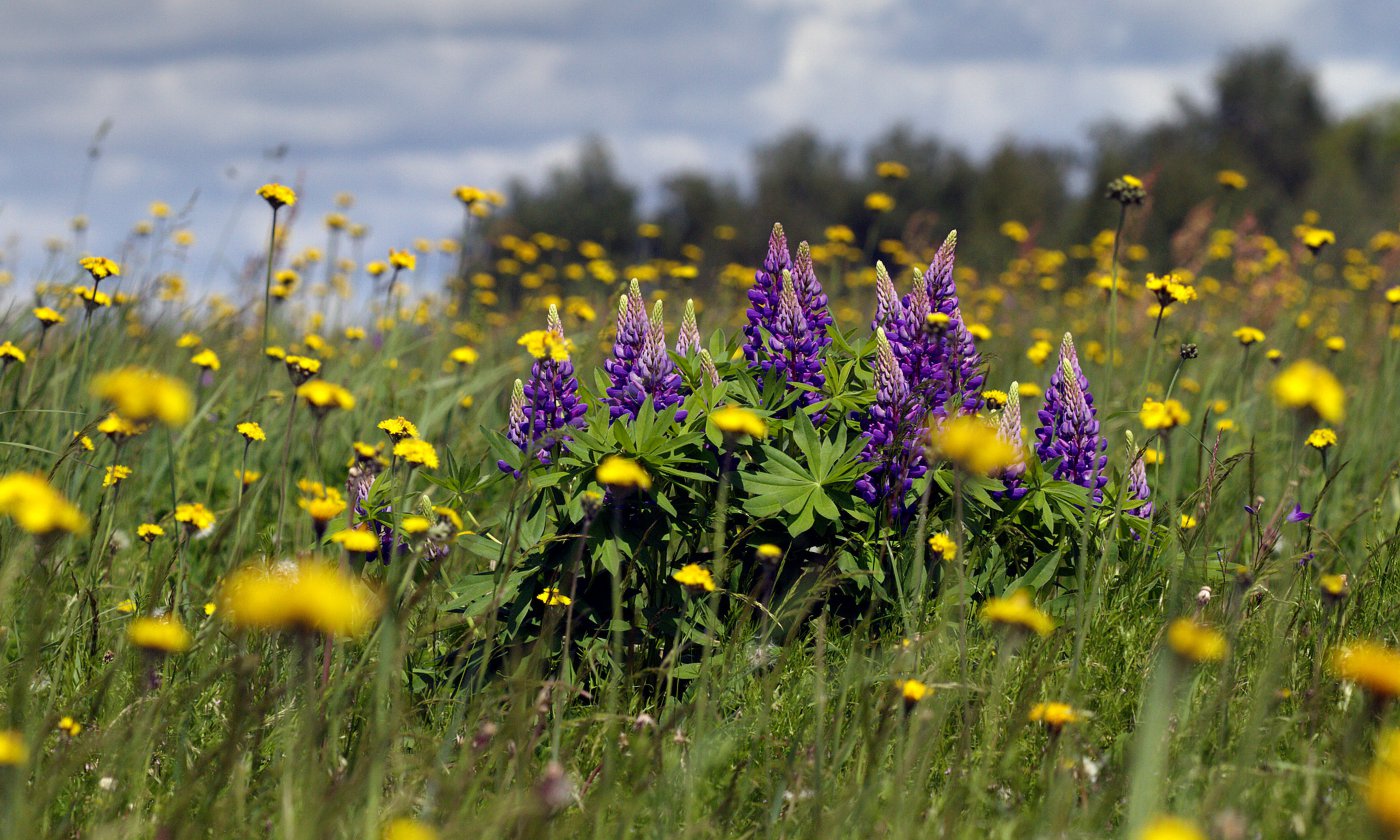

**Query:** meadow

left=0, top=168, right=1397, bottom=840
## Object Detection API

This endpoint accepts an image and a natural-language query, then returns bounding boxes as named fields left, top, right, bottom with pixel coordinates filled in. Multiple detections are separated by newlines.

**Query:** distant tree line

left=491, top=46, right=1400, bottom=269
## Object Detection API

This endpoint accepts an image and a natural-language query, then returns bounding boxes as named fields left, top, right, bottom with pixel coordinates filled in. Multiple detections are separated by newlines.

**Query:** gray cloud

left=2, top=0, right=1398, bottom=289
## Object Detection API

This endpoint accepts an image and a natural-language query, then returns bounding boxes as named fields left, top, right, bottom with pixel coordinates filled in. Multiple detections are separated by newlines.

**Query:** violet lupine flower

left=855, top=328, right=928, bottom=524
left=742, top=223, right=793, bottom=366
left=992, top=382, right=1028, bottom=502
left=676, top=298, right=701, bottom=357
left=763, top=270, right=827, bottom=421
left=885, top=231, right=983, bottom=418
left=1034, top=334, right=1107, bottom=501
left=1124, top=431, right=1153, bottom=518
left=924, top=232, right=985, bottom=415
left=498, top=306, right=587, bottom=475
left=790, top=240, right=833, bottom=350
left=743, top=224, right=831, bottom=419
left=603, top=281, right=686, bottom=421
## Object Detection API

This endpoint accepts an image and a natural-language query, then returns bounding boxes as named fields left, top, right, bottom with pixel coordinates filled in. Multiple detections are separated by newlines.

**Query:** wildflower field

left=0, top=163, right=1398, bottom=840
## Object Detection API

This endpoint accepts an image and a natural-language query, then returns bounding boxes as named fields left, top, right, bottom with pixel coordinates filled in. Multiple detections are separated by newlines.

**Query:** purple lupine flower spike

left=768, top=269, right=827, bottom=421
left=855, top=328, right=927, bottom=524
left=873, top=260, right=900, bottom=328
left=742, top=223, right=791, bottom=365
left=641, top=298, right=686, bottom=419
left=924, top=231, right=984, bottom=415
left=791, top=240, right=833, bottom=349
left=992, top=381, right=1028, bottom=501
left=1124, top=430, right=1153, bottom=518
left=697, top=349, right=721, bottom=389
left=498, top=306, right=587, bottom=475
left=603, top=280, right=649, bottom=421
left=676, top=298, right=701, bottom=357
left=1035, top=334, right=1107, bottom=501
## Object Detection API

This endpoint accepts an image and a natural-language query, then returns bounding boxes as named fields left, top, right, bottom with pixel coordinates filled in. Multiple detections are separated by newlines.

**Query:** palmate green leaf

left=739, top=413, right=863, bottom=535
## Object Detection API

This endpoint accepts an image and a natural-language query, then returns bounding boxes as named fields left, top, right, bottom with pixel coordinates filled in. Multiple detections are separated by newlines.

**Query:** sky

left=5, top=0, right=1400, bottom=291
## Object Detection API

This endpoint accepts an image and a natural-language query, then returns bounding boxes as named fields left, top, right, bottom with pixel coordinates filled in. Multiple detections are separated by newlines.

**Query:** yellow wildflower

left=710, top=405, right=768, bottom=438
left=933, top=416, right=1019, bottom=476
left=0, top=472, right=87, bottom=535
left=1167, top=617, right=1227, bottom=663
left=980, top=590, right=1054, bottom=637
left=127, top=614, right=192, bottom=654
left=672, top=563, right=716, bottom=593
left=90, top=367, right=194, bottom=426
left=597, top=455, right=651, bottom=490
left=1271, top=360, right=1344, bottom=423
left=393, top=438, right=439, bottom=470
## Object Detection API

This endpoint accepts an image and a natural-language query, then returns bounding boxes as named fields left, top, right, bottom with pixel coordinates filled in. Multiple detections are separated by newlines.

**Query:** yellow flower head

left=33, top=307, right=64, bottom=327
left=137, top=523, right=164, bottom=543
left=393, top=438, right=439, bottom=470
left=1140, top=398, right=1190, bottom=431
left=0, top=342, right=27, bottom=364
left=1136, top=815, right=1206, bottom=840
left=672, top=563, right=716, bottom=592
left=1216, top=169, right=1248, bottom=190
left=864, top=192, right=894, bottom=213
left=517, top=329, right=571, bottom=361
left=449, top=346, right=479, bottom=366
left=103, top=465, right=132, bottom=488
left=389, top=249, right=416, bottom=271
left=174, top=502, right=216, bottom=532
left=536, top=587, right=572, bottom=607
left=1299, top=226, right=1336, bottom=253
left=1028, top=701, right=1081, bottom=730
left=297, top=380, right=355, bottom=413
left=981, top=389, right=1008, bottom=410
left=1233, top=326, right=1265, bottom=346
left=330, top=527, right=380, bottom=554
left=1271, top=360, right=1344, bottom=424
left=1166, top=617, right=1227, bottom=663
left=1332, top=641, right=1400, bottom=699
left=1319, top=573, right=1348, bottom=599
left=383, top=818, right=439, bottom=840
left=257, top=182, right=297, bottom=209
left=980, top=589, right=1054, bottom=637
left=710, top=405, right=768, bottom=439
left=117, top=598, right=137, bottom=614
left=933, top=416, right=1019, bottom=476
left=378, top=416, right=420, bottom=441
left=596, top=455, right=651, bottom=490
left=80, top=255, right=121, bottom=280
left=91, top=367, right=195, bottom=426
left=875, top=160, right=909, bottom=180
left=97, top=413, right=144, bottom=440
left=0, top=730, right=28, bottom=766
left=755, top=543, right=782, bottom=561
left=298, top=486, right=347, bottom=523
left=218, top=560, right=381, bottom=638
left=284, top=354, right=321, bottom=384
left=1306, top=428, right=1337, bottom=450
left=0, top=472, right=87, bottom=535
left=928, top=532, right=957, bottom=562
left=190, top=348, right=220, bottom=371
left=127, top=614, right=192, bottom=654
left=236, top=421, right=266, bottom=443
left=898, top=678, right=928, bottom=705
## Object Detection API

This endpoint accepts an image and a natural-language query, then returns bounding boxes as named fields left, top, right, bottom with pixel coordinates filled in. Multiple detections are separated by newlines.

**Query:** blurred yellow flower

left=672, top=563, right=716, bottom=592
left=1140, top=398, right=1190, bottom=430
left=0, top=730, right=28, bottom=766
left=597, top=455, right=651, bottom=490
left=0, top=472, right=87, bottom=535
left=536, top=587, right=572, bottom=607
left=1332, top=641, right=1400, bottom=699
left=1167, top=617, right=1226, bottom=663
left=710, top=405, right=767, bottom=438
left=218, top=560, right=381, bottom=638
left=174, top=502, right=216, bottom=532
left=80, top=255, right=121, bottom=280
left=980, top=590, right=1054, bottom=636
left=1271, top=360, right=1344, bottom=423
left=91, top=367, right=194, bottom=426
left=127, top=614, right=192, bottom=654
left=933, top=416, right=1019, bottom=476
